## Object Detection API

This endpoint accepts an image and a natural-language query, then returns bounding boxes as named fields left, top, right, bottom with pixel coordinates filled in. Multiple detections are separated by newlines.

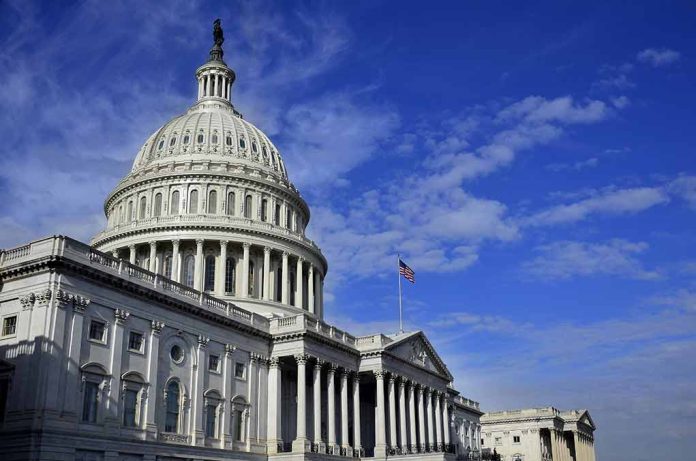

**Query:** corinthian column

left=327, top=364, right=337, bottom=450
left=148, top=241, right=157, bottom=272
left=194, top=239, right=203, bottom=290
left=426, top=389, right=434, bottom=450
left=281, top=251, right=289, bottom=305
left=172, top=239, right=180, bottom=283
left=352, top=374, right=362, bottom=454
left=263, top=246, right=271, bottom=300
left=388, top=374, right=397, bottom=449
left=340, top=370, right=349, bottom=452
left=399, top=379, right=408, bottom=453
left=217, top=240, right=227, bottom=295
left=295, top=257, right=304, bottom=309
left=442, top=396, right=451, bottom=447
left=374, top=370, right=387, bottom=458
left=408, top=382, right=417, bottom=453
left=434, top=391, right=443, bottom=451
left=293, top=354, right=309, bottom=452
left=129, top=244, right=136, bottom=265
left=241, top=242, right=250, bottom=298
left=308, top=264, right=315, bottom=314
left=313, top=361, right=323, bottom=446
left=417, top=385, right=426, bottom=452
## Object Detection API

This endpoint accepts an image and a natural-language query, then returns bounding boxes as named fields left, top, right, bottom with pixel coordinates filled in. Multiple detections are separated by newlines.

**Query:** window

left=204, top=255, right=215, bottom=292
left=128, top=332, right=144, bottom=352
left=88, top=320, right=106, bottom=342
left=251, top=142, right=257, bottom=153
left=239, top=138, right=246, bottom=149
left=170, top=345, right=184, bottom=363
left=275, top=268, right=282, bottom=302
left=225, top=257, right=236, bottom=294
left=183, top=255, right=195, bottom=287
left=495, top=437, right=502, bottom=446
left=226, top=135, right=233, bottom=146
left=212, top=134, right=218, bottom=144
left=262, top=146, right=268, bottom=160
left=169, top=137, right=176, bottom=147
left=123, top=388, right=138, bottom=427
left=205, top=404, right=218, bottom=438
left=513, top=435, right=521, bottom=443
left=208, top=190, right=217, bottom=214
left=118, top=205, right=123, bottom=224
left=197, top=134, right=204, bottom=144
left=234, top=362, right=246, bottom=379
left=127, top=201, right=133, bottom=222
left=234, top=409, right=244, bottom=441
left=170, top=191, right=180, bottom=215
left=248, top=261, right=254, bottom=297
left=165, top=381, right=180, bottom=433
left=189, top=190, right=198, bottom=214
left=137, top=196, right=146, bottom=219
left=274, top=204, right=281, bottom=225
left=163, top=255, right=172, bottom=279
left=150, top=194, right=161, bottom=218
left=208, top=354, right=220, bottom=372
left=226, top=192, right=235, bottom=215
left=183, top=134, right=190, bottom=144
left=158, top=139, right=164, bottom=150
left=261, top=199, right=268, bottom=222
left=286, top=208, right=292, bottom=229
left=82, top=381, right=99, bottom=423
left=1, top=316, right=17, bottom=337
left=244, top=195, right=252, bottom=219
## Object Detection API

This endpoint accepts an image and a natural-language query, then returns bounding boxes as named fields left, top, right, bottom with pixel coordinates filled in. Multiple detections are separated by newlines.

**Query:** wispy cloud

left=637, top=47, right=681, bottom=67
left=520, top=239, right=661, bottom=281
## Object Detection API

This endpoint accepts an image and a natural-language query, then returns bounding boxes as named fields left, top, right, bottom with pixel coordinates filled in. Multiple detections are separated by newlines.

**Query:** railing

left=0, top=236, right=268, bottom=332
left=269, top=314, right=357, bottom=347
left=355, top=333, right=393, bottom=348
left=91, top=213, right=321, bottom=251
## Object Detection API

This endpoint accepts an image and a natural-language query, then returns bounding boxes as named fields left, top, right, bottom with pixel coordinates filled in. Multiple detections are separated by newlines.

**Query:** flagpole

left=398, top=253, right=403, bottom=333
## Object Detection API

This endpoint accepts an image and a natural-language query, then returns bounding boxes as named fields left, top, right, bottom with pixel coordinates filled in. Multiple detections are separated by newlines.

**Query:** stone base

left=293, top=437, right=311, bottom=452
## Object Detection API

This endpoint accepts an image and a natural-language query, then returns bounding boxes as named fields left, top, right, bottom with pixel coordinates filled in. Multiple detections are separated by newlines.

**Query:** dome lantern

left=195, top=19, right=236, bottom=105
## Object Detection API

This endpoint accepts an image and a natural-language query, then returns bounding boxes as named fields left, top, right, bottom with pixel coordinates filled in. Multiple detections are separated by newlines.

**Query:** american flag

left=399, top=258, right=415, bottom=283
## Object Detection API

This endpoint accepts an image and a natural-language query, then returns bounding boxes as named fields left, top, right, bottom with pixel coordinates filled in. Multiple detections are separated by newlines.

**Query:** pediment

left=385, top=331, right=452, bottom=380
left=579, top=411, right=596, bottom=430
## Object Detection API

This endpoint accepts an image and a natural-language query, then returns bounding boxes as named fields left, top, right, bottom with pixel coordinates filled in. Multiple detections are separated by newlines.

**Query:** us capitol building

left=0, top=21, right=595, bottom=461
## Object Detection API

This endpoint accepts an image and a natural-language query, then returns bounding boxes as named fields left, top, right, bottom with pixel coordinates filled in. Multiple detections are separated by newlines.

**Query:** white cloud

left=546, top=157, right=599, bottom=172
left=524, top=186, right=669, bottom=226
left=521, top=239, right=661, bottom=281
left=637, top=48, right=681, bottom=67
left=496, top=95, right=608, bottom=124
left=667, top=175, right=696, bottom=209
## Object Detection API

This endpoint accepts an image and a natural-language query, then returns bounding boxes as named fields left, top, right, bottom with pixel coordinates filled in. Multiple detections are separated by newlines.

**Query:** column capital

left=352, top=373, right=361, bottom=384
left=172, top=239, right=180, bottom=246
left=196, top=239, right=204, bottom=246
left=264, top=246, right=271, bottom=254
left=197, top=335, right=210, bottom=348
left=242, top=242, right=251, bottom=249
left=269, top=357, right=281, bottom=369
left=220, top=240, right=228, bottom=248
left=373, top=369, right=386, bottom=379
left=114, top=308, right=130, bottom=325
left=399, top=378, right=407, bottom=389
left=294, top=353, right=309, bottom=365
left=314, top=359, right=325, bottom=370
left=327, top=363, right=338, bottom=374
left=388, top=373, right=397, bottom=383
left=282, top=250, right=288, bottom=258
left=151, top=320, right=165, bottom=334
left=149, top=240, right=157, bottom=248
left=128, top=244, right=136, bottom=251
left=340, top=369, right=350, bottom=379
left=298, top=256, right=305, bottom=263
left=225, top=344, right=236, bottom=355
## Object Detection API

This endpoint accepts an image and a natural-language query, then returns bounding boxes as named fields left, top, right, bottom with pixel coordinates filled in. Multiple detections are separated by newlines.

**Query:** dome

left=131, top=100, right=289, bottom=181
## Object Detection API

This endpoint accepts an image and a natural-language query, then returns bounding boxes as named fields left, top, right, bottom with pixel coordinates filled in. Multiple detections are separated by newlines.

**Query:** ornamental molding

left=19, top=293, right=35, bottom=310
left=114, top=308, right=130, bottom=324
left=151, top=320, right=165, bottom=334
left=55, top=289, right=91, bottom=312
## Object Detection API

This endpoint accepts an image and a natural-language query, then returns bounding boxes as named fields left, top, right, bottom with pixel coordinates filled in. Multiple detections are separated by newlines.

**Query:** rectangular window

left=513, top=435, right=521, bottom=443
left=495, top=437, right=502, bottom=445
left=123, top=389, right=138, bottom=427
left=88, top=320, right=106, bottom=342
left=205, top=404, right=217, bottom=438
left=128, top=332, right=144, bottom=352
left=234, top=362, right=246, bottom=379
left=1, top=316, right=17, bottom=337
left=82, top=381, right=99, bottom=423
left=208, top=354, right=220, bottom=372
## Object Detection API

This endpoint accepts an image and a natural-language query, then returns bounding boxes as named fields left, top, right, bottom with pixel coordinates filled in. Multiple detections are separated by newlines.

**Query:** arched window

left=244, top=195, right=252, bottom=219
left=197, top=133, right=204, bottom=144
left=252, top=142, right=258, bottom=153
left=122, top=372, right=146, bottom=428
left=286, top=208, right=292, bottom=229
left=204, top=255, right=215, bottom=292
left=163, top=255, right=172, bottom=279
left=274, top=204, right=281, bottom=225
left=165, top=381, right=180, bottom=433
left=239, top=138, right=246, bottom=149
left=169, top=137, right=176, bottom=147
left=127, top=201, right=133, bottom=222
left=226, top=192, right=235, bottom=215
left=225, top=257, right=236, bottom=294
left=139, top=196, right=147, bottom=219
left=208, top=190, right=217, bottom=214
left=158, top=139, right=164, bottom=150
left=153, top=193, right=162, bottom=217
left=183, top=255, right=195, bottom=288
left=248, top=261, right=255, bottom=297
left=226, top=135, right=233, bottom=146
left=170, top=191, right=180, bottom=215
left=183, top=134, right=190, bottom=144
left=189, top=190, right=198, bottom=214
left=211, top=134, right=218, bottom=144
left=261, top=199, right=268, bottom=222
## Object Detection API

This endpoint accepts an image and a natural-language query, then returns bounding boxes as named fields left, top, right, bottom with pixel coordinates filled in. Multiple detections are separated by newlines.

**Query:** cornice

left=271, top=330, right=360, bottom=357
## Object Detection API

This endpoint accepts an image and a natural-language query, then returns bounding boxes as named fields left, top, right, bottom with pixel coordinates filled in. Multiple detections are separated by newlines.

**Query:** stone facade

left=480, top=408, right=596, bottom=461
left=0, top=23, right=485, bottom=461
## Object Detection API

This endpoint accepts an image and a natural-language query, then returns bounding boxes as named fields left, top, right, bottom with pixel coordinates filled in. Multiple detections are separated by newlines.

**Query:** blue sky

left=1, top=1, right=694, bottom=459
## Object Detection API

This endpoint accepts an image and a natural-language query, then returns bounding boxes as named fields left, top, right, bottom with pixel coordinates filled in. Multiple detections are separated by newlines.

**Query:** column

left=217, top=241, right=227, bottom=295
left=214, top=74, right=219, bottom=97
left=426, top=389, right=434, bottom=450
left=408, top=382, right=417, bottom=453
left=129, top=244, right=136, bottom=264
left=352, top=374, right=361, bottom=454
left=148, top=241, right=157, bottom=272
left=267, top=358, right=282, bottom=454
left=248, top=354, right=259, bottom=444
left=105, top=309, right=129, bottom=425
left=307, top=264, right=315, bottom=314
left=313, top=361, right=323, bottom=446
left=327, top=364, right=337, bottom=450
left=388, top=375, right=397, bottom=449
left=192, top=335, right=209, bottom=445
left=340, top=370, right=349, bottom=452
left=281, top=251, right=289, bottom=305
left=172, top=239, right=180, bottom=283
left=434, top=391, right=443, bottom=451
left=263, top=247, right=271, bottom=301
left=398, top=379, right=408, bottom=453
left=442, top=397, right=451, bottom=448
left=206, top=72, right=211, bottom=96
left=194, top=239, right=203, bottom=291
left=241, top=242, right=250, bottom=298
left=295, top=257, right=304, bottom=309
left=293, top=354, right=309, bottom=452
left=222, top=344, right=235, bottom=447
left=314, top=270, right=321, bottom=317
left=417, top=386, right=426, bottom=452
left=144, top=321, right=164, bottom=437
left=374, top=370, right=387, bottom=458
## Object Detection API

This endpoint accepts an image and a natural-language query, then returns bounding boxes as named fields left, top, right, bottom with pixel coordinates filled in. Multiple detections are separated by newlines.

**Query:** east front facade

left=0, top=21, right=483, bottom=461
